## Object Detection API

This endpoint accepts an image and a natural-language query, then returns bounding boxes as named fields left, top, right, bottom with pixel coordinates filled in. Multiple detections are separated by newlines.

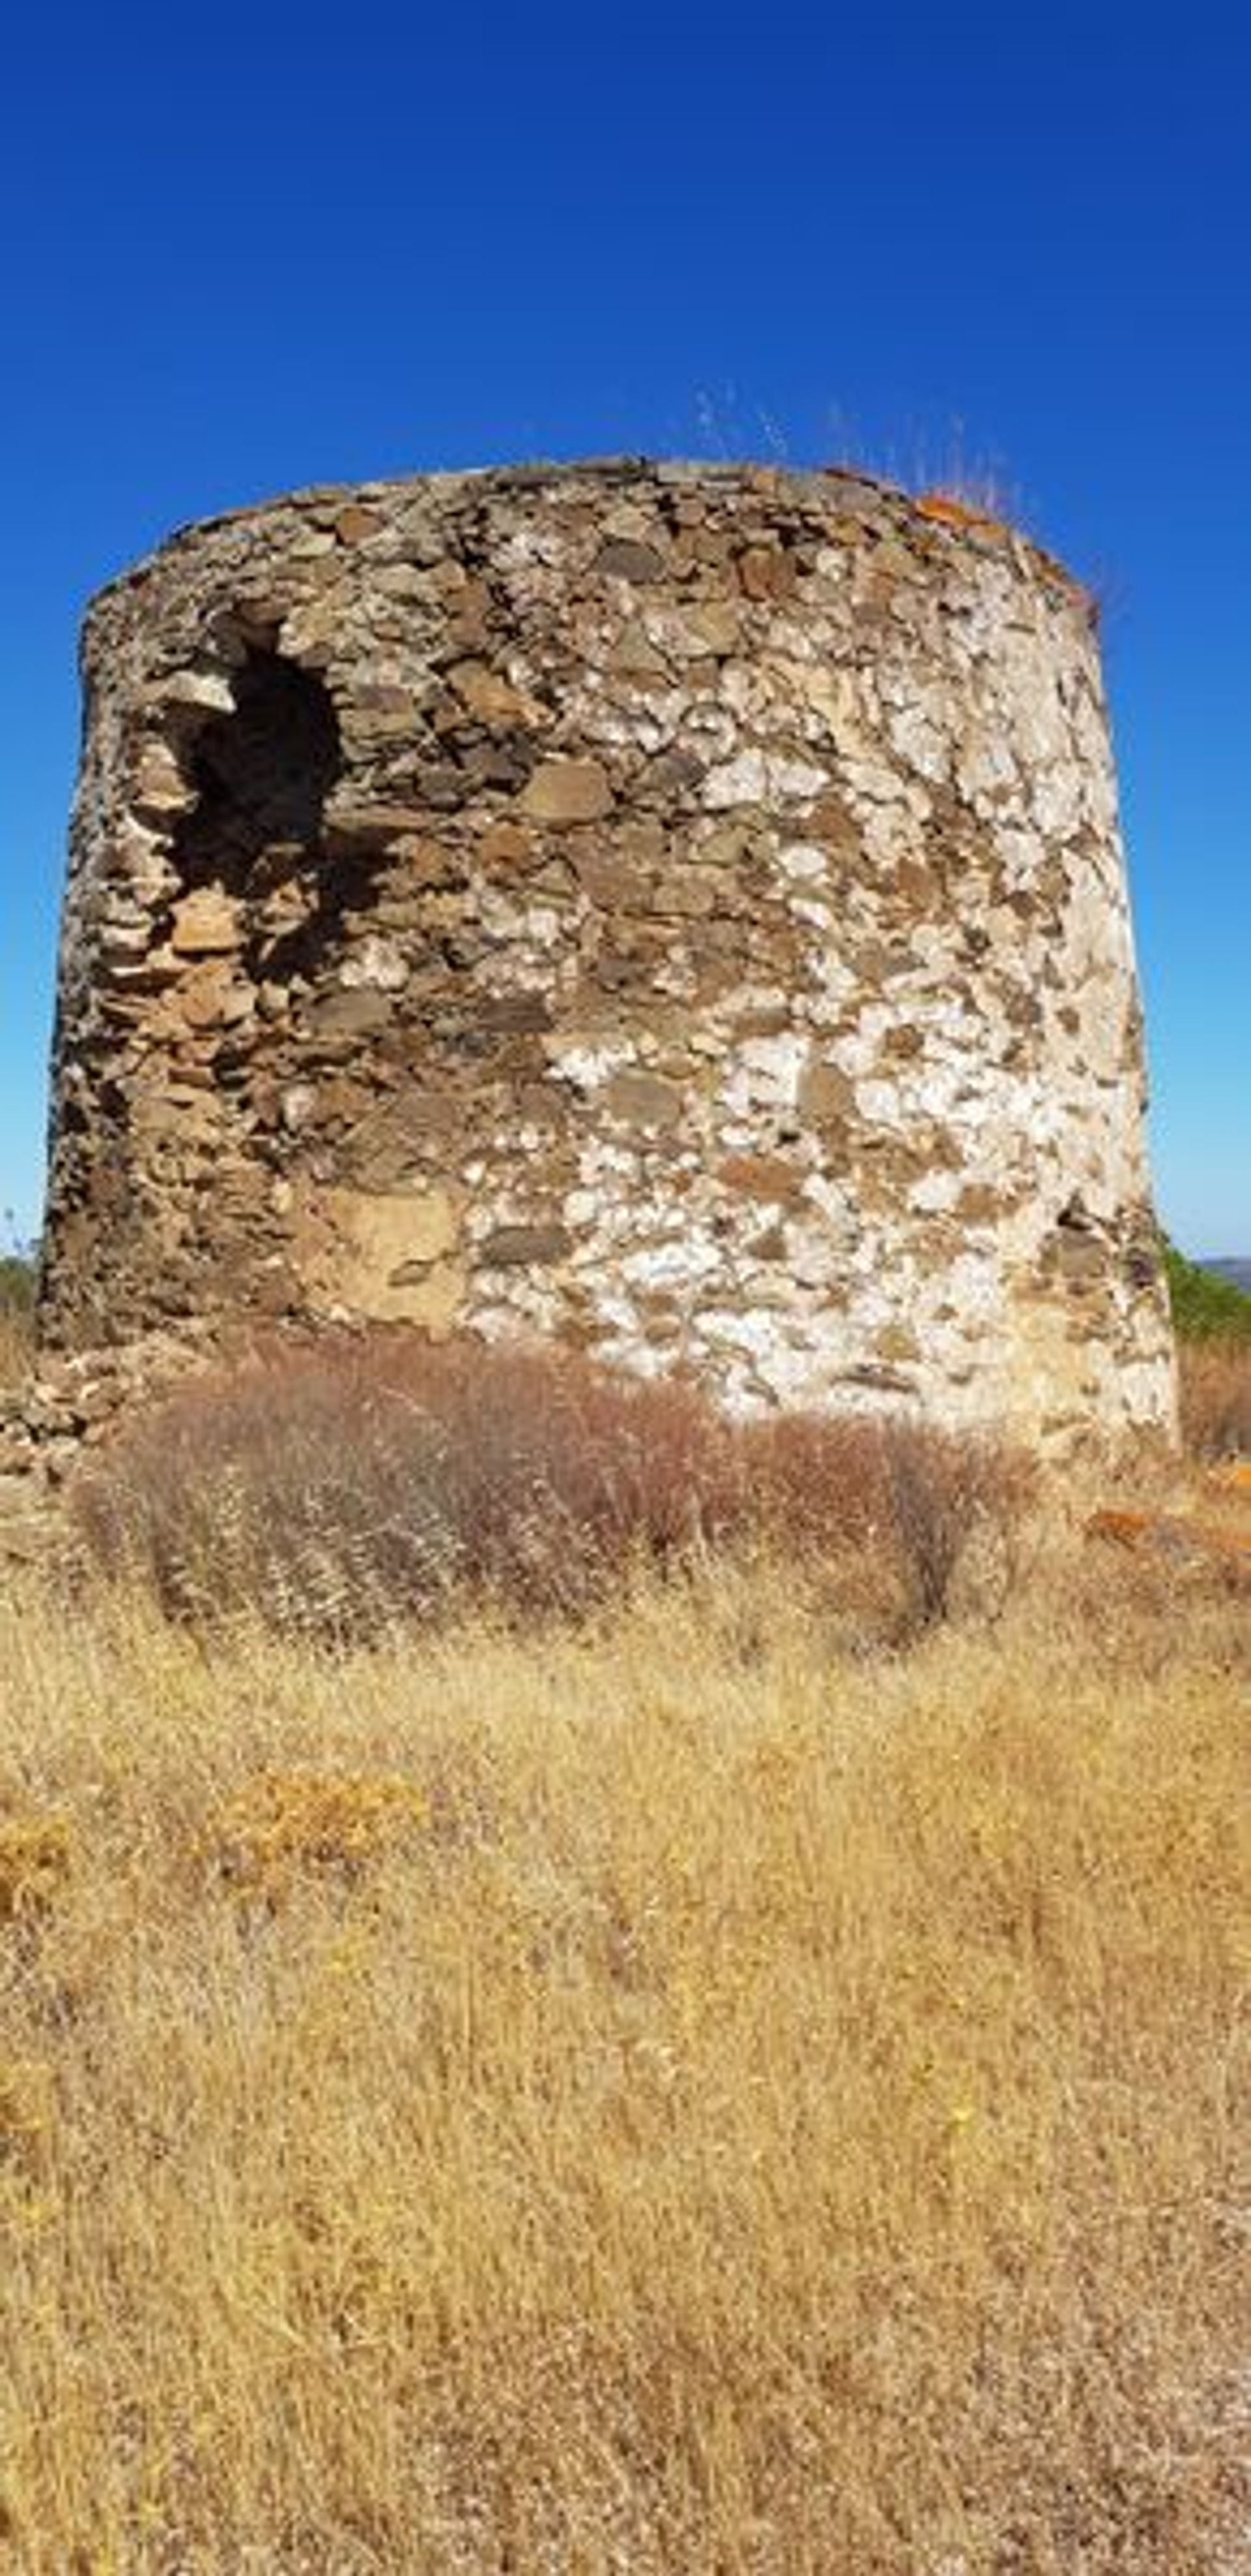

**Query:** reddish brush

left=1178, top=1338, right=1251, bottom=1460
left=70, top=1333, right=1032, bottom=1640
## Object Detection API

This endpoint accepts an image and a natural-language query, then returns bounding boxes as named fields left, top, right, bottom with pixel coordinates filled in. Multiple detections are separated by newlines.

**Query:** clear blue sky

left=3, top=1, right=1246, bottom=1256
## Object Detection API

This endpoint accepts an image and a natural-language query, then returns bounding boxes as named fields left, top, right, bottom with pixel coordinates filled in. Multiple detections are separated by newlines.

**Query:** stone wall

left=41, top=459, right=1176, bottom=1446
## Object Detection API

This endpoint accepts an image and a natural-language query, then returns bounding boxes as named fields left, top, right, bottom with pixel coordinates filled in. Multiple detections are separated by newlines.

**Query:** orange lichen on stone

left=915, top=491, right=1010, bottom=539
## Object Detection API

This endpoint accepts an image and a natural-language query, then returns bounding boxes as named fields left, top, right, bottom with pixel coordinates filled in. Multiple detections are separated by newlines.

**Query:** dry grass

left=0, top=1304, right=34, bottom=1392
left=0, top=1538, right=1245, bottom=2572
left=1179, top=1335, right=1251, bottom=1460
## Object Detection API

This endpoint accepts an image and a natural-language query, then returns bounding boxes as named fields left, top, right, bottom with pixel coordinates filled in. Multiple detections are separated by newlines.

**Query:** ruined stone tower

left=42, top=459, right=1176, bottom=1444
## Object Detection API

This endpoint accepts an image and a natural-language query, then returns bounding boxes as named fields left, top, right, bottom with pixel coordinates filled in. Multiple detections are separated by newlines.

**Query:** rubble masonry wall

left=40, top=458, right=1176, bottom=1444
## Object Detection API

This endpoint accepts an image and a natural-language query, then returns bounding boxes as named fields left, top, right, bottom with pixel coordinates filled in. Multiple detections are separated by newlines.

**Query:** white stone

left=545, top=1037, right=637, bottom=1091
left=148, top=668, right=234, bottom=713
left=339, top=933, right=409, bottom=992
left=702, top=749, right=769, bottom=808
left=777, top=842, right=827, bottom=883
left=281, top=1085, right=315, bottom=1134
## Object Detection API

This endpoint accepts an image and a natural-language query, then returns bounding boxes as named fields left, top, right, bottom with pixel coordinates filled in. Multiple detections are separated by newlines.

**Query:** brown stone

left=955, top=1183, right=1003, bottom=1223
left=476, top=1223, right=570, bottom=1267
left=800, top=1061, right=856, bottom=1121
left=697, top=823, right=750, bottom=870
left=603, top=1072, right=683, bottom=1128
left=638, top=748, right=703, bottom=801
left=616, top=818, right=668, bottom=866
left=575, top=851, right=649, bottom=909
left=894, top=858, right=940, bottom=909
left=447, top=660, right=549, bottom=729
left=478, top=993, right=552, bottom=1032
left=345, top=686, right=420, bottom=738
left=388, top=838, right=461, bottom=890
left=177, top=961, right=253, bottom=1029
left=311, top=1076, right=377, bottom=1126
left=336, top=505, right=382, bottom=542
left=609, top=624, right=670, bottom=679
left=807, top=793, right=861, bottom=857
left=670, top=603, right=741, bottom=659
left=477, top=821, right=534, bottom=867
left=328, top=800, right=432, bottom=845
left=749, top=1224, right=788, bottom=1261
left=596, top=540, right=667, bottom=581
left=342, top=1092, right=463, bottom=1187
left=309, top=989, right=394, bottom=1035
left=881, top=1024, right=925, bottom=1060
left=653, top=870, right=717, bottom=920
left=519, top=759, right=614, bottom=826
left=1054, top=1236, right=1105, bottom=1283
left=738, top=545, right=798, bottom=600
left=384, top=1258, right=466, bottom=1334
left=293, top=1186, right=463, bottom=1326
left=717, top=1154, right=806, bottom=1203
left=169, top=889, right=244, bottom=956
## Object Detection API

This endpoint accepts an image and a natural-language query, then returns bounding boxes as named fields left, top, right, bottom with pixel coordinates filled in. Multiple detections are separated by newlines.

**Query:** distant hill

left=1205, top=1257, right=1251, bottom=1293
left=1165, top=1242, right=1251, bottom=1339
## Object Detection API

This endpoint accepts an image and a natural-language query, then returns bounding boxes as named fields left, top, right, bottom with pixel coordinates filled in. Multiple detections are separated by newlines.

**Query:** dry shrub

left=207, top=1768, right=429, bottom=1899
left=1179, top=1334, right=1251, bottom=1459
left=742, top=1409, right=1035, bottom=1640
left=0, top=2058, right=55, bottom=2169
left=70, top=1338, right=739, bottom=1633
left=0, top=1811, right=72, bottom=1924
left=70, top=1335, right=1031, bottom=1639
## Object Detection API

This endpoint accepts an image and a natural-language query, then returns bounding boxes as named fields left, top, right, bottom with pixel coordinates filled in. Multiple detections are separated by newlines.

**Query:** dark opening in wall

left=172, top=649, right=341, bottom=893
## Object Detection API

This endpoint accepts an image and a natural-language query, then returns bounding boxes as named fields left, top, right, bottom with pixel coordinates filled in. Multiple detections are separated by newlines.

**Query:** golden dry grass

left=0, top=1542, right=1246, bottom=2573
left=0, top=1306, right=34, bottom=1393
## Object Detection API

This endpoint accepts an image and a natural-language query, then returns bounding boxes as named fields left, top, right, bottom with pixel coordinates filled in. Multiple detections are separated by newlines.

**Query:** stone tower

left=41, top=459, right=1175, bottom=1446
